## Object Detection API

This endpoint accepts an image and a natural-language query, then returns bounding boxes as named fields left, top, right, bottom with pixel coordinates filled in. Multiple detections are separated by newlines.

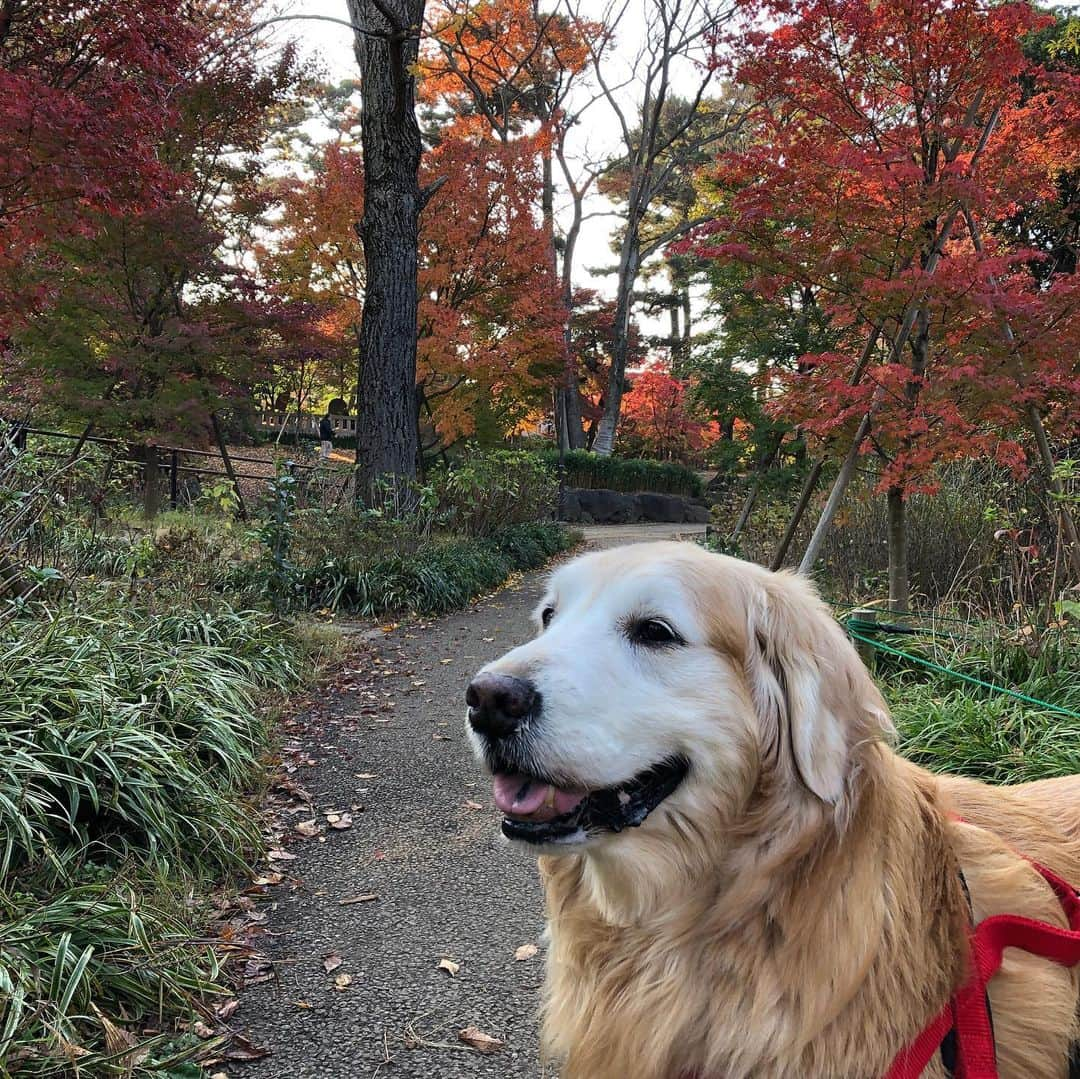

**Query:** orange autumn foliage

left=268, top=129, right=562, bottom=444
left=620, top=361, right=720, bottom=464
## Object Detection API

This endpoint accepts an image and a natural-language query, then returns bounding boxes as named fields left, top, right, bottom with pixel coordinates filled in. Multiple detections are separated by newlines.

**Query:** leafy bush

left=0, top=600, right=301, bottom=886
left=294, top=520, right=577, bottom=615
left=434, top=450, right=557, bottom=536
left=0, top=882, right=219, bottom=1077
left=535, top=449, right=703, bottom=498
left=0, top=595, right=308, bottom=1073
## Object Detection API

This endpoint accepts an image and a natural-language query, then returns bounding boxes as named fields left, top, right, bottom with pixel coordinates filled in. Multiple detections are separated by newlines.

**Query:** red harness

left=885, top=858, right=1080, bottom=1079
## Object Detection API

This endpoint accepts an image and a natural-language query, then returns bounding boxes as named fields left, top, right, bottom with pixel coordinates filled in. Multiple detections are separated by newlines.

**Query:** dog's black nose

left=466, top=673, right=537, bottom=739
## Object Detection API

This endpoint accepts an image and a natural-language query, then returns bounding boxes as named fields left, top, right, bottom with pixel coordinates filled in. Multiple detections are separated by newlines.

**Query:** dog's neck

left=549, top=742, right=965, bottom=988
left=540, top=749, right=969, bottom=1078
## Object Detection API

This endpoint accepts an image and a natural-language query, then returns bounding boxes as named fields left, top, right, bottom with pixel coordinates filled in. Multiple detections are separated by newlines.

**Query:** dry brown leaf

left=513, top=943, right=538, bottom=962
left=458, top=1025, right=504, bottom=1053
left=252, top=872, right=282, bottom=886
left=438, top=958, right=460, bottom=977
left=322, top=953, right=343, bottom=974
left=293, top=1001, right=312, bottom=1009
left=339, top=893, right=378, bottom=905
left=463, top=800, right=483, bottom=811
left=224, top=1034, right=269, bottom=1061
left=328, top=813, right=353, bottom=830
left=267, top=849, right=297, bottom=862
left=333, top=973, right=352, bottom=990
left=357, top=772, right=377, bottom=779
left=193, top=1021, right=214, bottom=1039
left=215, top=999, right=240, bottom=1020
left=295, top=819, right=320, bottom=837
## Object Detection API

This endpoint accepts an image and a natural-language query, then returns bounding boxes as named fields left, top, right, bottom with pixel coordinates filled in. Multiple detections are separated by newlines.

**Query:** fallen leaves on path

left=295, top=819, right=321, bottom=837
left=458, top=1026, right=504, bottom=1053
left=326, top=811, right=353, bottom=829
left=333, top=973, right=352, bottom=991
left=514, top=943, right=538, bottom=962
left=437, top=958, right=460, bottom=977
left=322, top=953, right=343, bottom=974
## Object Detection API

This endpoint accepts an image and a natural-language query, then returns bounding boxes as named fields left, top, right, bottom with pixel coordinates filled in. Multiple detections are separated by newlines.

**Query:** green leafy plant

left=434, top=450, right=557, bottom=537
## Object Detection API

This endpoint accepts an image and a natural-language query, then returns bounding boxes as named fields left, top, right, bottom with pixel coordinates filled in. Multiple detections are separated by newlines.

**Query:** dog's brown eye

left=632, top=619, right=681, bottom=647
left=541, top=606, right=555, bottom=628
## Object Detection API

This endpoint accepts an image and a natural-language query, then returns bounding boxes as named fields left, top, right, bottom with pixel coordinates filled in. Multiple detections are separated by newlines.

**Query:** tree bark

left=798, top=410, right=871, bottom=575
left=593, top=217, right=641, bottom=456
left=771, top=459, right=824, bottom=571
left=348, top=0, right=425, bottom=502
left=887, top=485, right=909, bottom=613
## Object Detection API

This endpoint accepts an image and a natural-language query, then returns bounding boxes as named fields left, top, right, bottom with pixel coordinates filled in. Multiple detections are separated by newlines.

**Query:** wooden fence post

left=851, top=608, right=878, bottom=671
left=143, top=444, right=161, bottom=519
left=169, top=449, right=179, bottom=510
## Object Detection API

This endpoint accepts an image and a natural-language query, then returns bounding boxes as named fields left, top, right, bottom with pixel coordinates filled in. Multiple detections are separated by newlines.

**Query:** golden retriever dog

left=464, top=542, right=1080, bottom=1079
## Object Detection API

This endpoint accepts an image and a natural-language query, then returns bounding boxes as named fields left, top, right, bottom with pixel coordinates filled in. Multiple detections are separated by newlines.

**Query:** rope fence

left=842, top=610, right=1080, bottom=721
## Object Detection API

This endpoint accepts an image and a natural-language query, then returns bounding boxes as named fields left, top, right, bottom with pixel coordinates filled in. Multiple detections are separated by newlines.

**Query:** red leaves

left=0, top=1, right=201, bottom=333
left=620, top=362, right=720, bottom=461
left=695, top=0, right=1080, bottom=493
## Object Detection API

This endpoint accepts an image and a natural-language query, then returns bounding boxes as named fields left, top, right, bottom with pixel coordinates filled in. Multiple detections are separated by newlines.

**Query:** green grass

left=868, top=624, right=1080, bottom=783
left=0, top=595, right=310, bottom=1075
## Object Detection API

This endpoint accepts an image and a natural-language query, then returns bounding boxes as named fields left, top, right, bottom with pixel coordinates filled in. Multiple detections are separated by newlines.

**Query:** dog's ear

left=744, top=576, right=892, bottom=805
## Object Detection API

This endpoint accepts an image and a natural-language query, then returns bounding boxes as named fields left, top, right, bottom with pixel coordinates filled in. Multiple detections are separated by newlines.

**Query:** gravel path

left=232, top=524, right=702, bottom=1079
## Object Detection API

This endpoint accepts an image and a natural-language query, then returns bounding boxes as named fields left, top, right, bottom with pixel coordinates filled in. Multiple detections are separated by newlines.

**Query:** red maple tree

left=691, top=0, right=1080, bottom=594
left=695, top=0, right=1080, bottom=491
left=620, top=360, right=720, bottom=464
left=0, top=1, right=201, bottom=336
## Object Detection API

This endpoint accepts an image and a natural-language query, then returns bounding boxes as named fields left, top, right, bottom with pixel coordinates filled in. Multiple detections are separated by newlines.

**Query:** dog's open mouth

left=491, top=757, right=690, bottom=844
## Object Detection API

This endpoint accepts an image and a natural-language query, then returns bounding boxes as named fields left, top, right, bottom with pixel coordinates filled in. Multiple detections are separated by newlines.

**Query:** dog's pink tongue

left=492, top=773, right=584, bottom=821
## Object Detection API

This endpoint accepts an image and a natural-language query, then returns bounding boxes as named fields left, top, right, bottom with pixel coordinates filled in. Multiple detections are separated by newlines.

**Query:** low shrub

left=0, top=881, right=219, bottom=1077
left=0, top=600, right=301, bottom=887
left=434, top=450, right=557, bottom=536
left=294, top=520, right=577, bottom=615
left=0, top=594, right=311, bottom=1073
left=535, top=449, right=703, bottom=498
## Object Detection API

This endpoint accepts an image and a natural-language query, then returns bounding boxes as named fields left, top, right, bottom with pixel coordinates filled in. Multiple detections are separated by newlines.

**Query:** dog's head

left=465, top=542, right=892, bottom=869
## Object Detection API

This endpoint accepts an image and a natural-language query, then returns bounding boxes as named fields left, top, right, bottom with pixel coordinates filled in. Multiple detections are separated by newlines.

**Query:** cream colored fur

left=474, top=543, right=1080, bottom=1079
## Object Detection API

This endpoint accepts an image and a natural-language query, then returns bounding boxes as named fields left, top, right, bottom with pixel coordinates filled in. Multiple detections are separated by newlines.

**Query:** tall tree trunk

left=771, top=459, right=824, bottom=571
left=798, top=410, right=872, bottom=575
left=593, top=217, right=641, bottom=457
left=555, top=149, right=587, bottom=451
left=887, top=485, right=909, bottom=613
left=348, top=0, right=425, bottom=502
